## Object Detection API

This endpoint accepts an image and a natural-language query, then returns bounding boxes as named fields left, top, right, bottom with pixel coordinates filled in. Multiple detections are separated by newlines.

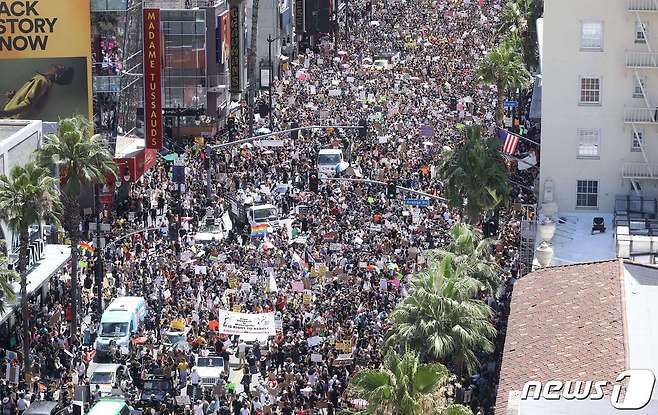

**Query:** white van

left=317, top=149, right=344, bottom=178
left=95, top=296, right=147, bottom=355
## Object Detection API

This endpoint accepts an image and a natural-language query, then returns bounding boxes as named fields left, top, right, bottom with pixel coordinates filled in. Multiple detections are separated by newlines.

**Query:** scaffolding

left=92, top=0, right=144, bottom=149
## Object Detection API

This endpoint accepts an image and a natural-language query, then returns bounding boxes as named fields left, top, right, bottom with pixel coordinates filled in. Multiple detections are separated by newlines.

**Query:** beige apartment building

left=541, top=0, right=658, bottom=213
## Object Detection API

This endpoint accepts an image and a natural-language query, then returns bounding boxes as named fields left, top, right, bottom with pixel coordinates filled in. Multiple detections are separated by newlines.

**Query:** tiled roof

left=494, top=260, right=626, bottom=415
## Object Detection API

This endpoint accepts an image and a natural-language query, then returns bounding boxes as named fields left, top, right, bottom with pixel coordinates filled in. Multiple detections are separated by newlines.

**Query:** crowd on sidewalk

left=0, top=0, right=541, bottom=414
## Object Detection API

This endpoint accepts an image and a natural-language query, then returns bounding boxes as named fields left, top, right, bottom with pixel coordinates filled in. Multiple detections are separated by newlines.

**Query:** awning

left=112, top=136, right=158, bottom=183
left=529, top=75, right=542, bottom=121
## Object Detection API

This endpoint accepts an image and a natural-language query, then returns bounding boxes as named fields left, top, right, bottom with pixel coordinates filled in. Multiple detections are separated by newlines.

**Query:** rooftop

left=0, top=120, right=32, bottom=143
left=495, top=260, right=626, bottom=415
left=534, top=212, right=616, bottom=267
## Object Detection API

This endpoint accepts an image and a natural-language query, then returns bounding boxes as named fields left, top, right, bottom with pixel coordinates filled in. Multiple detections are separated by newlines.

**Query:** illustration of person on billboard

left=0, top=64, right=74, bottom=119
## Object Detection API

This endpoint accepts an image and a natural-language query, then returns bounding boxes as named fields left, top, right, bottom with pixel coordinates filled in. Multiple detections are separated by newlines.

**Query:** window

left=577, top=129, right=600, bottom=158
left=636, top=21, right=648, bottom=43
left=581, top=21, right=603, bottom=49
left=634, top=77, right=646, bottom=98
left=576, top=180, right=599, bottom=208
left=632, top=130, right=644, bottom=152
left=580, top=77, right=601, bottom=104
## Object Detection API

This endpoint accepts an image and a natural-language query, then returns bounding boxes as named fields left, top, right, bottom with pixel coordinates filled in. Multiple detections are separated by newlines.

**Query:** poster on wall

left=0, top=0, right=92, bottom=122
left=143, top=8, right=163, bottom=149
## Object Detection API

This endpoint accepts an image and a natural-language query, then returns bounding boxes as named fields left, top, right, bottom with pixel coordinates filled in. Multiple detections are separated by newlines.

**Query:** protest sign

left=217, top=310, right=276, bottom=341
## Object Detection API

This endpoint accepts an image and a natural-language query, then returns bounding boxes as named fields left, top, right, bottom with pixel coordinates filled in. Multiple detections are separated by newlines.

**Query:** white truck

left=317, top=148, right=344, bottom=178
left=95, top=296, right=147, bottom=356
left=227, top=194, right=281, bottom=233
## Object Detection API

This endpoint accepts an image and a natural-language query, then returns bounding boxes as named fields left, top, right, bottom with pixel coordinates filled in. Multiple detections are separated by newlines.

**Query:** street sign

left=404, top=198, right=431, bottom=207
left=88, top=223, right=111, bottom=232
left=503, top=100, right=518, bottom=108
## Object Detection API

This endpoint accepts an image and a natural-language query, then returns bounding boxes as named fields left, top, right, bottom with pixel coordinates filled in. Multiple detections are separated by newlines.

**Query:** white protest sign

left=311, top=353, right=323, bottom=362
left=329, top=89, right=342, bottom=97
left=217, top=310, right=276, bottom=341
left=307, top=336, right=324, bottom=347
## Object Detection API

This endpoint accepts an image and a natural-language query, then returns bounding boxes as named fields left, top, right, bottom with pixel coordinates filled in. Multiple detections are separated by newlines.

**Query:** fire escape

left=624, top=0, right=658, bottom=184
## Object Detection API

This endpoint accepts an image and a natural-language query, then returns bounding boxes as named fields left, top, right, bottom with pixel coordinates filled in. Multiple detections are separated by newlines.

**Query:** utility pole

left=207, top=124, right=365, bottom=150
left=93, top=185, right=104, bottom=317
left=266, top=34, right=279, bottom=132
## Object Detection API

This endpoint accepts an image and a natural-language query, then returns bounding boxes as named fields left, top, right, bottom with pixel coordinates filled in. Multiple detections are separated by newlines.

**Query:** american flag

left=497, top=128, right=520, bottom=155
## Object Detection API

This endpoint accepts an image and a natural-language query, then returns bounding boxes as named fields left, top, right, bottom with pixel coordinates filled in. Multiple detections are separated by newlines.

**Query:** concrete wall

left=540, top=0, right=658, bottom=213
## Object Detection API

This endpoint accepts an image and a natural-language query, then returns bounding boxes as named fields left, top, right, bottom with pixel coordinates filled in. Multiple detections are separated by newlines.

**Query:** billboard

left=143, top=8, right=163, bottom=149
left=0, top=0, right=92, bottom=122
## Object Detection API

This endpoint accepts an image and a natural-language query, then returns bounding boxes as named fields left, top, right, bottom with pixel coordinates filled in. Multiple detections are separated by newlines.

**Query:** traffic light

left=227, top=116, right=237, bottom=141
left=359, top=119, right=367, bottom=139
left=386, top=181, right=396, bottom=199
left=309, top=173, right=319, bottom=193
left=290, top=121, right=299, bottom=139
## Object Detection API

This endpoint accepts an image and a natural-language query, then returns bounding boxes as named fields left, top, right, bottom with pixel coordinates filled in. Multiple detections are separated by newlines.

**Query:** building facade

left=541, top=0, right=658, bottom=213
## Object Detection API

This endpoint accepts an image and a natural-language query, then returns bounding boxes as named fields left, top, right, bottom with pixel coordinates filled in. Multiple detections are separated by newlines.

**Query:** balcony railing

left=625, top=108, right=658, bottom=124
left=627, top=51, right=658, bottom=68
left=628, top=0, right=658, bottom=11
left=622, top=162, right=658, bottom=179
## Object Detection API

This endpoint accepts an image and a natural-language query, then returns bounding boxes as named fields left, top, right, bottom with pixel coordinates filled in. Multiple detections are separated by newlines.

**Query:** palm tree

left=435, top=405, right=474, bottom=415
left=429, top=223, right=501, bottom=296
left=477, top=42, right=530, bottom=125
left=0, top=256, right=17, bottom=314
left=37, top=116, right=116, bottom=335
left=437, top=126, right=509, bottom=223
left=349, top=350, right=450, bottom=415
left=0, top=162, right=62, bottom=376
left=497, top=0, right=543, bottom=71
left=386, top=256, right=497, bottom=377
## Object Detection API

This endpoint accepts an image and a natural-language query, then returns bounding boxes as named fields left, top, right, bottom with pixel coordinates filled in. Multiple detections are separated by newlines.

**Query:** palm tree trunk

left=18, top=225, right=30, bottom=379
left=63, top=194, right=81, bottom=336
left=496, top=87, right=505, bottom=126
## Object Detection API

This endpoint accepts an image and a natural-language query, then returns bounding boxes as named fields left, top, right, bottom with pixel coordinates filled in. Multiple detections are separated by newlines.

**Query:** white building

left=540, top=0, right=658, bottom=213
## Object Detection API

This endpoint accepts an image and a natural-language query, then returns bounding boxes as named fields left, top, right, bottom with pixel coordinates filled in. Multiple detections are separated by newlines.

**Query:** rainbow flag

left=79, top=241, right=95, bottom=254
left=291, top=252, right=310, bottom=273
left=251, top=223, right=270, bottom=237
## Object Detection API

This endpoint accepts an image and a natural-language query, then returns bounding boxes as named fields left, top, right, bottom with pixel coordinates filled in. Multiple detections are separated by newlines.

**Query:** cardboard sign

left=311, top=353, right=323, bottom=362
left=303, top=292, right=312, bottom=306
left=228, top=276, right=238, bottom=289
left=336, top=339, right=352, bottom=353
left=232, top=305, right=242, bottom=312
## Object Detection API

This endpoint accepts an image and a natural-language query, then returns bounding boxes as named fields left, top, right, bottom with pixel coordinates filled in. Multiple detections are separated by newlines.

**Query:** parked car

left=88, top=363, right=132, bottom=397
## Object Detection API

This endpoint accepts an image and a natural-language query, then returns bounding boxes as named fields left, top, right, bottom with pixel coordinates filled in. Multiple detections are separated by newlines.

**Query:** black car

left=25, top=401, right=66, bottom=415
left=139, top=376, right=176, bottom=407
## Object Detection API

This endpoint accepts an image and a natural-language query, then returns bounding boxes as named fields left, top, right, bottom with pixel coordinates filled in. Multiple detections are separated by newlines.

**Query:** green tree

left=430, top=223, right=501, bottom=296
left=435, top=405, right=474, bottom=415
left=438, top=126, right=509, bottom=223
left=386, top=256, right=497, bottom=377
left=477, top=42, right=530, bottom=125
left=349, top=350, right=450, bottom=415
left=0, top=162, right=62, bottom=376
left=497, top=0, right=543, bottom=71
left=37, top=116, right=116, bottom=335
left=0, top=256, right=17, bottom=314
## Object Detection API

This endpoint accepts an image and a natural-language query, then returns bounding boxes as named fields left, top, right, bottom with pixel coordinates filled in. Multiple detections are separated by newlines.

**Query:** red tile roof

left=494, top=260, right=627, bottom=415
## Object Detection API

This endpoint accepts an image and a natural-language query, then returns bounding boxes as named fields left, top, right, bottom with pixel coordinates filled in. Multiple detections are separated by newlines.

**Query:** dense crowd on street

left=0, top=0, right=541, bottom=414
